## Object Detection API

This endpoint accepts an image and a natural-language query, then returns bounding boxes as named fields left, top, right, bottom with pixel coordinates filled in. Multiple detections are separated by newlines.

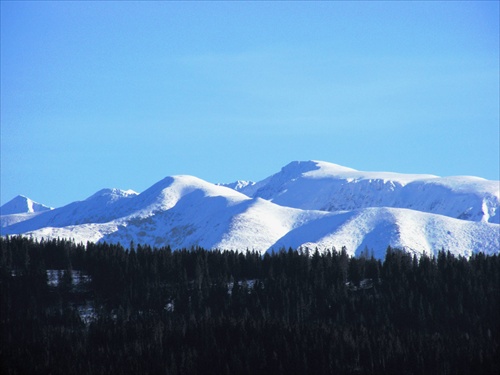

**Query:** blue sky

left=1, top=1, right=499, bottom=208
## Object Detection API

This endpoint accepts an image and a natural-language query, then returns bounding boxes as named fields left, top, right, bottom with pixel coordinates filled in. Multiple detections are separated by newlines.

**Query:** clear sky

left=1, top=1, right=499, bottom=208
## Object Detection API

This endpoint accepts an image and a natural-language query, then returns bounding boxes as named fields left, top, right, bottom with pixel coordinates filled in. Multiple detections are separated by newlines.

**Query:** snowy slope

left=16, top=176, right=324, bottom=252
left=100, top=193, right=324, bottom=252
left=2, top=161, right=499, bottom=259
left=19, top=202, right=499, bottom=258
left=1, top=195, right=53, bottom=228
left=270, top=207, right=499, bottom=259
left=1, top=212, right=40, bottom=228
left=234, top=161, right=500, bottom=224
left=1, top=195, right=52, bottom=215
left=217, top=180, right=256, bottom=191
left=1, top=188, right=138, bottom=233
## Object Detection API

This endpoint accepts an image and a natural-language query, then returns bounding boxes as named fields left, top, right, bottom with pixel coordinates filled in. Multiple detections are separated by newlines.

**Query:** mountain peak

left=279, top=160, right=360, bottom=179
left=0, top=195, right=53, bottom=215
left=217, top=180, right=255, bottom=191
left=282, top=160, right=320, bottom=171
left=232, top=160, right=498, bottom=224
left=2, top=161, right=498, bottom=258
left=86, top=188, right=138, bottom=201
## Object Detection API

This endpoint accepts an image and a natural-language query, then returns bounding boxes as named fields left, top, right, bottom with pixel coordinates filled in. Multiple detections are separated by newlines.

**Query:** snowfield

left=235, top=161, right=500, bottom=223
left=2, top=161, right=499, bottom=259
left=0, top=195, right=52, bottom=216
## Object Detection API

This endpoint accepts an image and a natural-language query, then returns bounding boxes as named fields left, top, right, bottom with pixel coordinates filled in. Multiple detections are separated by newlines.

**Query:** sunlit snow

left=1, top=160, right=498, bottom=259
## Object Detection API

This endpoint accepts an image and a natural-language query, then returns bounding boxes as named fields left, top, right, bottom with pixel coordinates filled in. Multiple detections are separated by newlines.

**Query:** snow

left=46, top=269, right=91, bottom=287
left=217, top=180, right=256, bottom=191
left=1, top=212, right=42, bottom=228
left=86, top=188, right=138, bottom=201
left=0, top=195, right=53, bottom=215
left=287, top=160, right=437, bottom=185
left=2, top=160, right=499, bottom=259
left=1, top=187, right=140, bottom=235
left=238, top=160, right=500, bottom=224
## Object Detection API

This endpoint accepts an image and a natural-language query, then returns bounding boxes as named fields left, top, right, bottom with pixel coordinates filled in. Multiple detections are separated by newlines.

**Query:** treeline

left=0, top=235, right=499, bottom=374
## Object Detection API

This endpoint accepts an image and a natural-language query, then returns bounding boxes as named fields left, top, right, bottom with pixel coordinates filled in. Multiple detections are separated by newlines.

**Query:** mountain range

left=1, top=160, right=499, bottom=259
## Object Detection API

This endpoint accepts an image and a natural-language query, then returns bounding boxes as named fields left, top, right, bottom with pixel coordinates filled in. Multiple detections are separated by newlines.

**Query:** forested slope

left=1, top=236, right=499, bottom=374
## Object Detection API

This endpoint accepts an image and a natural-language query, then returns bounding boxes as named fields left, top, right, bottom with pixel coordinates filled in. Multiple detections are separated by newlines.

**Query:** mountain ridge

left=232, top=160, right=499, bottom=224
left=0, top=195, right=53, bottom=215
left=1, top=160, right=498, bottom=258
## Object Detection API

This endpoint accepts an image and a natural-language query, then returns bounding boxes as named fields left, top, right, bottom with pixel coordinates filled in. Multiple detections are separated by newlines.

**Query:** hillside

left=234, top=161, right=500, bottom=223
left=1, top=161, right=498, bottom=258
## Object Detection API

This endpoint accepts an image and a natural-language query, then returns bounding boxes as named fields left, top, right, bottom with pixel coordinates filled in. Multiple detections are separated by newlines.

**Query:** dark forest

left=1, top=235, right=499, bottom=374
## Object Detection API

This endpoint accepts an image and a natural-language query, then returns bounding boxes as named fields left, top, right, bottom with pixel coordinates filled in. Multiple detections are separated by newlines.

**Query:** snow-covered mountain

left=1, top=161, right=499, bottom=258
left=1, top=195, right=52, bottom=215
left=233, top=161, right=500, bottom=224
left=0, top=195, right=54, bottom=228
left=217, top=180, right=256, bottom=191
left=1, top=188, right=138, bottom=232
